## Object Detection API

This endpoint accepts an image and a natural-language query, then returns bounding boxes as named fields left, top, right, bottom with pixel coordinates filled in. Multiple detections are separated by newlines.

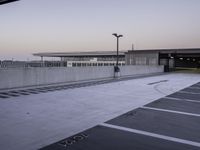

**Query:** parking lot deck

left=0, top=73, right=200, bottom=150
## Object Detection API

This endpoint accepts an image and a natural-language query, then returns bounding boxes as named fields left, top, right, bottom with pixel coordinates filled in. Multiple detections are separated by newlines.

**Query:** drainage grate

left=23, top=90, right=40, bottom=94
left=0, top=74, right=165, bottom=99
left=0, top=95, right=9, bottom=98
left=18, top=92, right=30, bottom=95
left=0, top=92, right=18, bottom=97
left=0, top=81, right=114, bottom=99
left=9, top=91, right=29, bottom=95
left=13, top=90, right=30, bottom=95
left=35, top=90, right=48, bottom=93
left=0, top=92, right=20, bottom=98
left=7, top=93, right=20, bottom=97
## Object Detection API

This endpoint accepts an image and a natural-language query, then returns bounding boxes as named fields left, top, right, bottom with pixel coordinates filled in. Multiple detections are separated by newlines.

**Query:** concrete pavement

left=0, top=73, right=200, bottom=150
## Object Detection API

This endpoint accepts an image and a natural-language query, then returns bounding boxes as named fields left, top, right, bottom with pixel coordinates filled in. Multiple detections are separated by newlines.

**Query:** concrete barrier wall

left=119, top=65, right=164, bottom=76
left=0, top=65, right=163, bottom=90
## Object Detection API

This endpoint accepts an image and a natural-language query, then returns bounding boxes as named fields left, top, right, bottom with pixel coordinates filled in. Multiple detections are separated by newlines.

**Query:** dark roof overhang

left=0, top=0, right=19, bottom=5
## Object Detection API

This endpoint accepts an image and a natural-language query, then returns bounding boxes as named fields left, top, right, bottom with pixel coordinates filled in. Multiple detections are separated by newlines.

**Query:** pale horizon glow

left=1, top=0, right=200, bottom=60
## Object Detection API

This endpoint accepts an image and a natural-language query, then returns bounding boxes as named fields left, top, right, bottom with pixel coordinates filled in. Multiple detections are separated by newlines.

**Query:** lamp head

left=112, top=33, right=118, bottom=37
left=112, top=33, right=123, bottom=38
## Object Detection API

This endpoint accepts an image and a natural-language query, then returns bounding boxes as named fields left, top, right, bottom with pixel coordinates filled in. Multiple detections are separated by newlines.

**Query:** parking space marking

left=165, top=97, right=200, bottom=103
left=189, top=86, right=200, bottom=90
left=39, top=81, right=200, bottom=149
left=178, top=91, right=200, bottom=95
left=101, top=123, right=200, bottom=148
left=142, top=106, right=200, bottom=117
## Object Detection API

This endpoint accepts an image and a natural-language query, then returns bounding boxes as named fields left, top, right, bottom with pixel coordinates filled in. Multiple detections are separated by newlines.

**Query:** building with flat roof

left=33, top=51, right=126, bottom=67
left=33, top=48, right=200, bottom=70
left=125, top=48, right=200, bottom=71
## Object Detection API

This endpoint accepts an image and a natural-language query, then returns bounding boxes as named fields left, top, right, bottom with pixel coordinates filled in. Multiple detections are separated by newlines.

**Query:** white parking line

left=165, top=97, right=200, bottom=103
left=188, top=87, right=200, bottom=90
left=142, top=106, right=200, bottom=117
left=178, top=91, right=200, bottom=95
left=101, top=123, right=200, bottom=148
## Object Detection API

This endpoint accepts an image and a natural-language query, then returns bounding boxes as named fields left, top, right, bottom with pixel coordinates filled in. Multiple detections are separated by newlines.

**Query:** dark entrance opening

left=175, top=54, right=200, bottom=68
left=159, top=51, right=200, bottom=72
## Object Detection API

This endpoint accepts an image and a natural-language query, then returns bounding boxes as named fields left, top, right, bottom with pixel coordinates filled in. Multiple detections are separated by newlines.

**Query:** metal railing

left=0, top=61, right=66, bottom=68
left=0, top=60, right=125, bottom=68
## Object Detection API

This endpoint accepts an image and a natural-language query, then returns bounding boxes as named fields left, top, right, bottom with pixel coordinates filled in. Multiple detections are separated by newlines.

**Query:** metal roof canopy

left=33, top=51, right=126, bottom=58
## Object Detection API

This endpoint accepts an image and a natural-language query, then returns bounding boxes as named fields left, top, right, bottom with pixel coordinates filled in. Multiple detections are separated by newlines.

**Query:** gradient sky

left=0, top=0, right=200, bottom=60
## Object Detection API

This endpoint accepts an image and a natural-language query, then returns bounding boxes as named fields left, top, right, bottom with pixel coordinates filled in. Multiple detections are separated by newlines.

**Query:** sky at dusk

left=0, top=0, right=200, bottom=60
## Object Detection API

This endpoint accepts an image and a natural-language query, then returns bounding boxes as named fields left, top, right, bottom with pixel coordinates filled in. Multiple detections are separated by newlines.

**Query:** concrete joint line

left=178, top=91, right=200, bottom=95
left=142, top=106, right=200, bottom=117
left=165, top=97, right=200, bottom=104
left=101, top=123, right=200, bottom=148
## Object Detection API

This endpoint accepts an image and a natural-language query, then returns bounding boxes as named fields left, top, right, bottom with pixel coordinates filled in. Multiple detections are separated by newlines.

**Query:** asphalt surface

left=40, top=82, right=200, bottom=150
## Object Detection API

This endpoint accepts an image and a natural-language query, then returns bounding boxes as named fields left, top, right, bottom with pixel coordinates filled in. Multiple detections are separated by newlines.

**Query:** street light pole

left=112, top=33, right=123, bottom=70
left=116, top=36, right=119, bottom=67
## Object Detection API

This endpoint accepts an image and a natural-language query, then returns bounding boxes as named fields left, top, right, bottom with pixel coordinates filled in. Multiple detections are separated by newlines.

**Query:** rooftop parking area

left=0, top=73, right=200, bottom=150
